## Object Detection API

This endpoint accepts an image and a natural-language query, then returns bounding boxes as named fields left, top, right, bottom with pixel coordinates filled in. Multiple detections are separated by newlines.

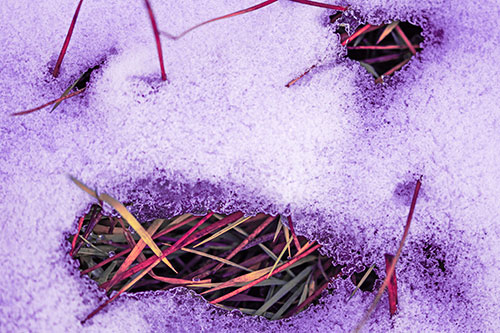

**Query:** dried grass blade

left=107, top=218, right=164, bottom=289
left=342, top=24, right=373, bottom=46
left=100, top=212, right=215, bottom=290
left=211, top=215, right=276, bottom=273
left=70, top=216, right=85, bottom=256
left=98, top=193, right=177, bottom=273
left=273, top=218, right=283, bottom=242
left=283, top=223, right=292, bottom=258
left=348, top=263, right=376, bottom=300
left=168, top=245, right=253, bottom=273
left=376, top=21, right=399, bottom=44
left=354, top=178, right=421, bottom=332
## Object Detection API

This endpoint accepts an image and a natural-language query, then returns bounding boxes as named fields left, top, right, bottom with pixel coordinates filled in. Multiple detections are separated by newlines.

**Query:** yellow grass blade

left=348, top=263, right=376, bottom=300
left=267, top=236, right=294, bottom=278
left=273, top=218, right=283, bottom=242
left=193, top=216, right=250, bottom=248
left=108, top=219, right=165, bottom=288
left=376, top=21, right=399, bottom=44
left=99, top=193, right=177, bottom=273
left=162, top=243, right=253, bottom=273
left=283, top=225, right=292, bottom=258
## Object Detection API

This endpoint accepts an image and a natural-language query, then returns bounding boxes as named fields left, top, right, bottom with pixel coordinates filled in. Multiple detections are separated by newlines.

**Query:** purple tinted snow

left=1, top=0, right=500, bottom=332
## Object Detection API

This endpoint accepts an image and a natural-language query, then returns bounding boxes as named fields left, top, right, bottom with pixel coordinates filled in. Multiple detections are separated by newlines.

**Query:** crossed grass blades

left=70, top=182, right=344, bottom=322
left=338, top=20, right=424, bottom=83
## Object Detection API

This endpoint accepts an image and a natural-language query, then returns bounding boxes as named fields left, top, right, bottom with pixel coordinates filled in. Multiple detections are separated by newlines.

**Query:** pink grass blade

left=143, top=0, right=167, bottom=81
left=342, top=24, right=373, bottom=46
left=354, top=178, right=422, bottom=332
left=53, top=0, right=84, bottom=77
left=162, top=0, right=278, bottom=40
left=374, top=58, right=410, bottom=84
left=394, top=25, right=417, bottom=55
left=84, top=213, right=214, bottom=322
left=290, top=0, right=348, bottom=11
left=70, top=216, right=85, bottom=257
left=287, top=216, right=302, bottom=251
left=100, top=212, right=214, bottom=290
left=211, top=215, right=276, bottom=274
left=385, top=254, right=398, bottom=316
left=11, top=88, right=85, bottom=116
left=347, top=45, right=421, bottom=50
left=106, top=219, right=164, bottom=290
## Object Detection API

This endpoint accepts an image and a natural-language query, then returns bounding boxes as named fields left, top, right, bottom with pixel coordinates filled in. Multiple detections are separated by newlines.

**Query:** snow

left=1, top=0, right=499, bottom=332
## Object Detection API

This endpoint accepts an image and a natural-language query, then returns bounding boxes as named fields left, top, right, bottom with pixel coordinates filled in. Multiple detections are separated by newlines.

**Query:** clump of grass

left=338, top=20, right=424, bottom=83
left=71, top=206, right=343, bottom=322
left=70, top=179, right=345, bottom=322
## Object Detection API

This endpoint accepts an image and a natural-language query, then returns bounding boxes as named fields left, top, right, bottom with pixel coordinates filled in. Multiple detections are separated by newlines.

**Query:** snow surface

left=1, top=0, right=499, bottom=332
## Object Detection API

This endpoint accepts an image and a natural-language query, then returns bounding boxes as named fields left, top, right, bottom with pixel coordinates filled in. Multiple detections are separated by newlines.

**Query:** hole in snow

left=335, top=18, right=424, bottom=83
left=69, top=204, right=345, bottom=320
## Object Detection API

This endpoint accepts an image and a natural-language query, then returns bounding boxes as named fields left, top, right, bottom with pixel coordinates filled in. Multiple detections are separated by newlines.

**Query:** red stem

left=163, top=0, right=279, bottom=40
left=53, top=0, right=84, bottom=77
left=291, top=0, right=348, bottom=11
left=287, top=216, right=302, bottom=251
left=70, top=216, right=85, bottom=257
left=143, top=0, right=167, bottom=81
left=11, top=88, right=85, bottom=116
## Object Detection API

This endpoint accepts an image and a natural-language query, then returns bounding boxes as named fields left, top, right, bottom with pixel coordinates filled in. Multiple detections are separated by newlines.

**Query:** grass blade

left=354, top=178, right=421, bottom=332
left=342, top=24, right=373, bottom=46
left=290, top=0, right=348, bottom=11
left=11, top=88, right=85, bottom=116
left=193, top=216, right=250, bottom=248
left=210, top=244, right=321, bottom=305
left=271, top=279, right=305, bottom=320
left=53, top=0, right=84, bottom=77
left=385, top=254, right=398, bottom=316
left=143, top=0, right=167, bottom=81
left=99, top=193, right=177, bottom=273
left=162, top=0, right=279, bottom=40
left=286, top=216, right=301, bottom=251
left=348, top=263, right=376, bottom=300
left=376, top=21, right=399, bottom=44
left=254, top=266, right=313, bottom=316
left=395, top=25, right=417, bottom=55
left=267, top=236, right=294, bottom=278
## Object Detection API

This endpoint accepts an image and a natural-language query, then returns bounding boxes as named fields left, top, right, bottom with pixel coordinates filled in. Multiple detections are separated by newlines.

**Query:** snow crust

left=1, top=0, right=499, bottom=331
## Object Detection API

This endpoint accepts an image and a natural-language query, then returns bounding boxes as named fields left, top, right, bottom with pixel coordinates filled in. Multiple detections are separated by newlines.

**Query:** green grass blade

left=271, top=279, right=305, bottom=320
left=254, top=265, right=313, bottom=316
